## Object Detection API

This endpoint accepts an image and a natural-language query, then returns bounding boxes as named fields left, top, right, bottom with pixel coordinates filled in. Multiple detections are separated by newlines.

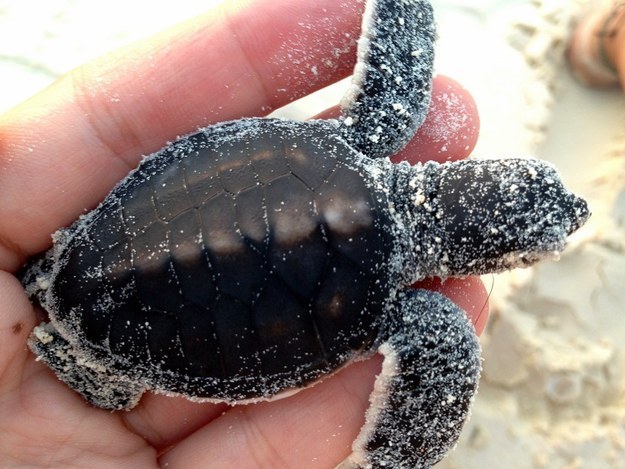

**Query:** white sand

left=2, top=0, right=624, bottom=466
left=436, top=1, right=625, bottom=467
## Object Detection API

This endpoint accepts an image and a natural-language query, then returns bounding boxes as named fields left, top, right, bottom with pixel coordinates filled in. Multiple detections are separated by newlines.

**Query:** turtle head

left=401, top=158, right=590, bottom=279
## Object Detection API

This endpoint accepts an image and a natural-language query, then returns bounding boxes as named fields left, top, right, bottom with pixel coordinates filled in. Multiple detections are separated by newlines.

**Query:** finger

left=0, top=0, right=365, bottom=271
left=414, top=277, right=490, bottom=335
left=315, top=75, right=479, bottom=163
left=391, top=75, right=480, bottom=164
left=159, top=358, right=381, bottom=468
left=122, top=394, right=228, bottom=452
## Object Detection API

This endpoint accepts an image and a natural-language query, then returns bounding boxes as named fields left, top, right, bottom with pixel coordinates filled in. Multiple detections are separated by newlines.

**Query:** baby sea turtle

left=21, top=0, right=589, bottom=467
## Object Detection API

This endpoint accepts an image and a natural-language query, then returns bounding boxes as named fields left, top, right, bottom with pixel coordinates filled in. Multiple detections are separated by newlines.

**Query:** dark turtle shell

left=48, top=119, right=395, bottom=399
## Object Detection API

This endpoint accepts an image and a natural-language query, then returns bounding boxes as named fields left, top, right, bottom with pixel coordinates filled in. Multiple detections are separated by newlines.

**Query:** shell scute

left=101, top=239, right=132, bottom=286
left=234, top=184, right=269, bottom=250
left=312, top=255, right=379, bottom=355
left=145, top=310, right=185, bottom=372
left=216, top=157, right=259, bottom=195
left=153, top=166, right=195, bottom=222
left=120, top=177, right=160, bottom=235
left=247, top=137, right=292, bottom=185
left=282, top=135, right=340, bottom=190
left=131, top=222, right=185, bottom=313
left=168, top=212, right=218, bottom=308
left=210, top=296, right=262, bottom=378
left=264, top=173, right=331, bottom=298
left=254, top=276, right=324, bottom=374
left=88, top=199, right=128, bottom=251
left=317, top=166, right=385, bottom=273
left=183, top=168, right=222, bottom=208
left=177, top=303, right=222, bottom=377
left=108, top=308, right=150, bottom=365
left=198, top=194, right=268, bottom=304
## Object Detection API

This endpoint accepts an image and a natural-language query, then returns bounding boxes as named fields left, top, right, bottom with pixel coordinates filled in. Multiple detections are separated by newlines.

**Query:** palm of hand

left=0, top=0, right=484, bottom=466
left=1, top=294, right=381, bottom=466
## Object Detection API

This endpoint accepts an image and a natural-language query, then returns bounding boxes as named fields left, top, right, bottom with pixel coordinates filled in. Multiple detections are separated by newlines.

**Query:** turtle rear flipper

left=29, top=322, right=145, bottom=410
left=344, top=289, right=481, bottom=468
left=340, top=0, right=436, bottom=159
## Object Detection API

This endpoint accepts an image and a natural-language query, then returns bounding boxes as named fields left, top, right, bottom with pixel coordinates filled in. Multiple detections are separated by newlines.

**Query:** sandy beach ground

left=1, top=0, right=624, bottom=467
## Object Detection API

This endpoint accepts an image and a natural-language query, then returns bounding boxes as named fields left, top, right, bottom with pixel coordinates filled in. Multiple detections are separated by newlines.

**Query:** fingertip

left=313, top=76, right=479, bottom=165
left=414, top=276, right=489, bottom=336
left=392, top=75, right=480, bottom=164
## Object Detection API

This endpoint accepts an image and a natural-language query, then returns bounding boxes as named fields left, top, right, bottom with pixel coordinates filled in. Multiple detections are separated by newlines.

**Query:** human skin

left=0, top=0, right=485, bottom=466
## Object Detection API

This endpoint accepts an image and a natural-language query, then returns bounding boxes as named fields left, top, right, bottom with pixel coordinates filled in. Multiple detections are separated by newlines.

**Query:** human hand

left=0, top=0, right=485, bottom=466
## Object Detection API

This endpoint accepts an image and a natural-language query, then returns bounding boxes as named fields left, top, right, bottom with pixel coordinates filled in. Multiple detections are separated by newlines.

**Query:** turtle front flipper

left=29, top=322, right=146, bottom=410
left=339, top=0, right=436, bottom=159
left=343, top=289, right=481, bottom=468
